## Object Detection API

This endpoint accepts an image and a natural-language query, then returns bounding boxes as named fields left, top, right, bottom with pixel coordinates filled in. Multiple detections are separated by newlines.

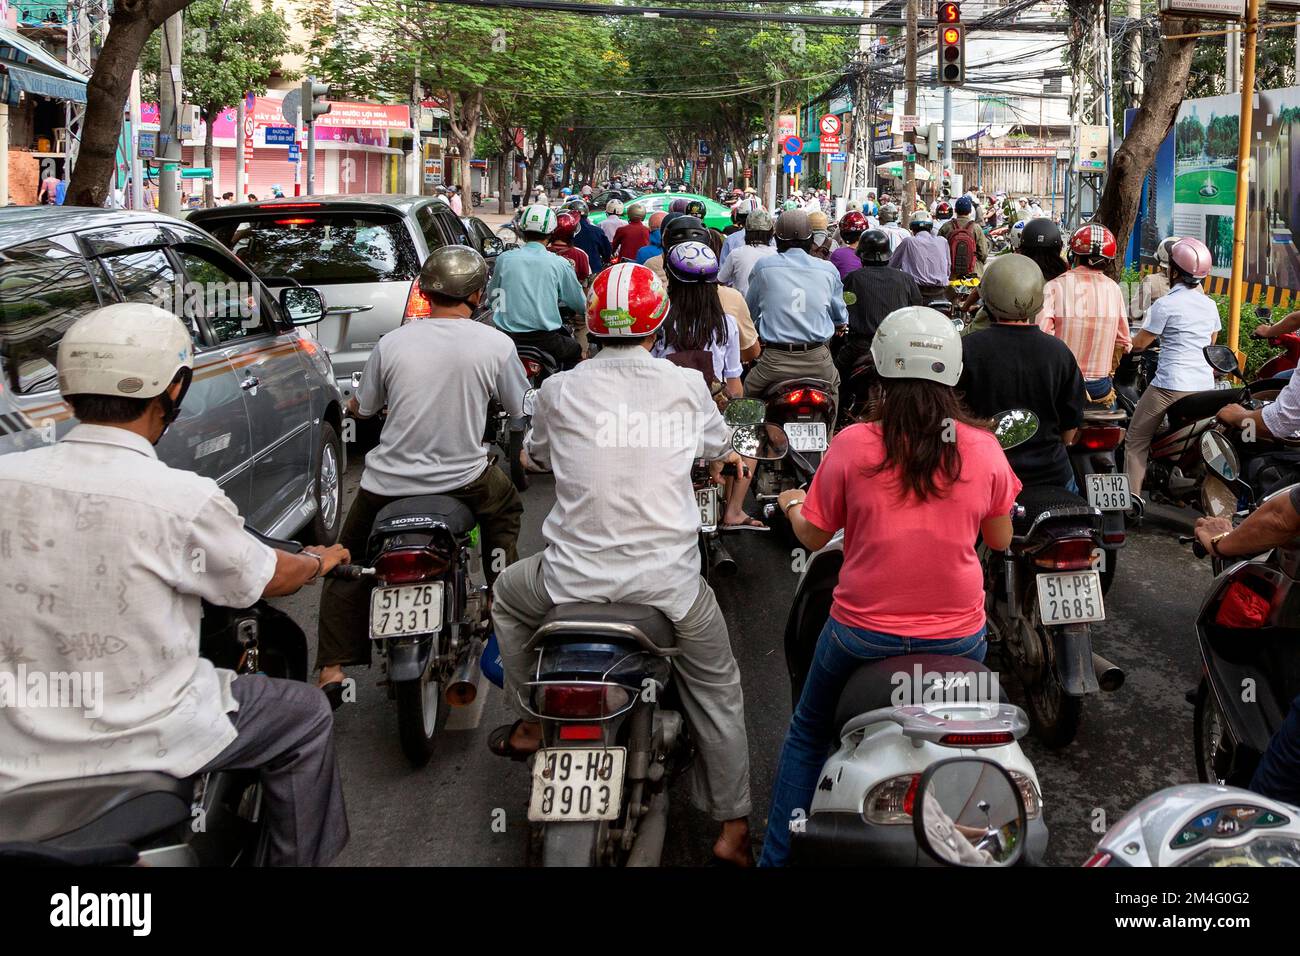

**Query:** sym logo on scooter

left=890, top=663, right=1000, bottom=707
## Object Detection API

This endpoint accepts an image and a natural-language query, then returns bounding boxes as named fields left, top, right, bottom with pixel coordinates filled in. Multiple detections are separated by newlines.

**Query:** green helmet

left=981, top=253, right=1045, bottom=323
left=418, top=244, right=489, bottom=300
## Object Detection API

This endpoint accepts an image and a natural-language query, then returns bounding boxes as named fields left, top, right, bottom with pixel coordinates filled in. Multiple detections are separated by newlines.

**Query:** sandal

left=487, top=719, right=540, bottom=761
left=721, top=516, right=770, bottom=532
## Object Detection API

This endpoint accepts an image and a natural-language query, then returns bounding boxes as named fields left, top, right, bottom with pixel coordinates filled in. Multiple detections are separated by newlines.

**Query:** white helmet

left=870, top=306, right=963, bottom=387
left=1009, top=219, right=1028, bottom=250
left=606, top=199, right=624, bottom=215
left=1155, top=235, right=1178, bottom=266
left=58, top=303, right=193, bottom=399
left=519, top=203, right=558, bottom=236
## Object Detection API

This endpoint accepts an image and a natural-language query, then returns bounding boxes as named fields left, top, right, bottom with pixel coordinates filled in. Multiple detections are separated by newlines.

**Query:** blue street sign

left=783, top=155, right=803, bottom=175
left=265, top=125, right=296, bottom=146
left=698, top=140, right=710, bottom=156
left=829, top=153, right=846, bottom=163
left=288, top=144, right=300, bottom=162
left=783, top=135, right=803, bottom=156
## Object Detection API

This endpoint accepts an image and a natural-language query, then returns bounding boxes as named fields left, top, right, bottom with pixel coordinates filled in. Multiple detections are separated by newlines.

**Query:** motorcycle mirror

left=951, top=317, right=966, bottom=333
left=991, top=409, right=1039, bottom=450
left=521, top=388, right=537, bottom=418
left=1203, top=344, right=1241, bottom=376
left=724, top=397, right=766, bottom=427
left=1200, top=431, right=1242, bottom=485
left=1256, top=305, right=1273, bottom=320
left=912, top=758, right=1028, bottom=868
left=730, top=423, right=789, bottom=461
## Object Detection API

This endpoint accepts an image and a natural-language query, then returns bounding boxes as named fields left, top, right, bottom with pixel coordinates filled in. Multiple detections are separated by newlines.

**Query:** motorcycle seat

left=1163, top=388, right=1245, bottom=431
left=515, top=345, right=558, bottom=373
left=1081, top=408, right=1127, bottom=423
left=833, top=653, right=1005, bottom=731
left=539, top=602, right=676, bottom=649
left=372, top=495, right=475, bottom=537
left=0, top=772, right=192, bottom=847
left=1013, top=484, right=1089, bottom=536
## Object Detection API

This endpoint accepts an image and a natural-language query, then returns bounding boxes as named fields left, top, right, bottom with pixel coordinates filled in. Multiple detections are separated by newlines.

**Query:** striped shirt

left=1036, top=266, right=1132, bottom=381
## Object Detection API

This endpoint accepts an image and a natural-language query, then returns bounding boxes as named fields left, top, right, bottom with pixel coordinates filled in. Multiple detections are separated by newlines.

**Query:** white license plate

left=1036, top=571, right=1105, bottom=625
left=786, top=421, right=828, bottom=452
left=528, top=747, right=626, bottom=822
left=1085, top=473, right=1130, bottom=512
left=369, top=583, right=443, bottom=639
left=696, top=485, right=719, bottom=530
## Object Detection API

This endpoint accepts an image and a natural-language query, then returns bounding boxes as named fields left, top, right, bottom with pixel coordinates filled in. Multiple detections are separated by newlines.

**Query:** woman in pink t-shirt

left=759, top=306, right=1021, bottom=867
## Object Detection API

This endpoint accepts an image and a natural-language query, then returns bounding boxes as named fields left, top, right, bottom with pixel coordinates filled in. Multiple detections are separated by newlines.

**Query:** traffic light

left=938, top=3, right=964, bottom=87
left=302, top=77, right=332, bottom=124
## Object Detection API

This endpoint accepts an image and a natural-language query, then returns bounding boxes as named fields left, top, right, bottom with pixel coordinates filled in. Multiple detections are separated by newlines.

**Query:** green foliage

left=1210, top=293, right=1274, bottom=379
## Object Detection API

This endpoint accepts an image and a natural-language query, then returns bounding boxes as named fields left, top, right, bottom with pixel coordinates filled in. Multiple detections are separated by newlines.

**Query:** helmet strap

left=155, top=368, right=193, bottom=444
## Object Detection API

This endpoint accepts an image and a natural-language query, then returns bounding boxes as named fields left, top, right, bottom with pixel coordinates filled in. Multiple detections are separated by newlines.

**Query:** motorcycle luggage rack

left=527, top=620, right=681, bottom=657
left=840, top=704, right=1029, bottom=747
left=1013, top=504, right=1103, bottom=543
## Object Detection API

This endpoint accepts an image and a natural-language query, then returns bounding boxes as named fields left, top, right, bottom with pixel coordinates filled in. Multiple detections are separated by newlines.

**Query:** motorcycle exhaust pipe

left=1092, top=652, right=1125, bottom=693
left=708, top=538, right=738, bottom=578
left=626, top=791, right=669, bottom=867
left=445, top=638, right=485, bottom=706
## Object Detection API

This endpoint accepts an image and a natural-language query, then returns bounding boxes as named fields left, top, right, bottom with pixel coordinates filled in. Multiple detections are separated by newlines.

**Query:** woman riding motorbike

left=759, top=306, right=1021, bottom=866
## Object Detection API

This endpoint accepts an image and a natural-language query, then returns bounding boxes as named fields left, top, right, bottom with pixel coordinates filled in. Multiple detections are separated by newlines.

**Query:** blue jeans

left=1085, top=376, right=1116, bottom=410
left=1251, top=694, right=1300, bottom=806
left=758, top=617, right=987, bottom=867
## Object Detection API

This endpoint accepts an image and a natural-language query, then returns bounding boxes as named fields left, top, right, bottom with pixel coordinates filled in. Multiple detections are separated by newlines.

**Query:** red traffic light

left=943, top=26, right=960, bottom=44
left=939, top=1, right=960, bottom=23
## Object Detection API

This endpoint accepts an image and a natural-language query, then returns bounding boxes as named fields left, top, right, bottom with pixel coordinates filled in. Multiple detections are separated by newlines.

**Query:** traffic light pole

left=943, top=85, right=953, bottom=187
left=903, top=0, right=917, bottom=213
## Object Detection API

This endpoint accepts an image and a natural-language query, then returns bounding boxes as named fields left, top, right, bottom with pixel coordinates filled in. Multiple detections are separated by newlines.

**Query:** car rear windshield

left=198, top=211, right=420, bottom=284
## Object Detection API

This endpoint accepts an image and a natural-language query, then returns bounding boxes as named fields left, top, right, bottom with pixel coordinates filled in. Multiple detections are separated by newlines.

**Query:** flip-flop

left=487, top=720, right=539, bottom=761
left=721, top=517, right=770, bottom=532
left=320, top=681, right=346, bottom=712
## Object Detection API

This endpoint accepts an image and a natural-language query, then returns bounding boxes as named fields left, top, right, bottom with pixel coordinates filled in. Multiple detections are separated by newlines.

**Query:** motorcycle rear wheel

left=1193, top=679, right=1231, bottom=785
left=1024, top=624, right=1083, bottom=749
left=540, top=821, right=603, bottom=867
left=395, top=663, right=449, bottom=768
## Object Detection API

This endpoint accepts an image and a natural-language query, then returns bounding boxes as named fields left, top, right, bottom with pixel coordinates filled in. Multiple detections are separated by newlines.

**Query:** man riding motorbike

left=889, top=210, right=952, bottom=300
left=487, top=262, right=755, bottom=866
left=0, top=303, right=351, bottom=865
left=318, top=246, right=530, bottom=704
left=570, top=199, right=612, bottom=274
left=487, top=204, right=587, bottom=370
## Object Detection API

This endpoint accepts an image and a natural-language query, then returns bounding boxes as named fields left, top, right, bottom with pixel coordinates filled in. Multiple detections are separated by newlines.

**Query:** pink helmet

left=1169, top=237, right=1212, bottom=280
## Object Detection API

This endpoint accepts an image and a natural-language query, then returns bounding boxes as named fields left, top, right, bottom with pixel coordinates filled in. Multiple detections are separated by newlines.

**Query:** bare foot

left=713, top=818, right=752, bottom=866
left=318, top=665, right=345, bottom=689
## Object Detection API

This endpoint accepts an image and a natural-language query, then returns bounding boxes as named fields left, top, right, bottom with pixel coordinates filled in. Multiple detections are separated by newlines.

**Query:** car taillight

left=1033, top=537, right=1097, bottom=570
left=522, top=358, right=543, bottom=378
left=271, top=202, right=323, bottom=209
left=374, top=547, right=448, bottom=585
left=405, top=281, right=433, bottom=320
left=939, top=731, right=1014, bottom=747
left=1082, top=851, right=1112, bottom=867
left=538, top=683, right=632, bottom=718
left=274, top=217, right=317, bottom=226
left=1079, top=426, right=1125, bottom=451
left=863, top=773, right=920, bottom=824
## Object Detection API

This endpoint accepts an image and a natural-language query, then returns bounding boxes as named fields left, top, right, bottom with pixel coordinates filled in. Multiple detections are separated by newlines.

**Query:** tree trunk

left=1095, top=18, right=1199, bottom=279
left=203, top=103, right=216, bottom=208
left=497, top=144, right=511, bottom=215
left=67, top=0, right=187, bottom=207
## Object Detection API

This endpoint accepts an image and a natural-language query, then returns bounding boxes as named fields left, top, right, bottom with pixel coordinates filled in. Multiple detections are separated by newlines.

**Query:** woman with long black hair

left=758, top=306, right=1021, bottom=866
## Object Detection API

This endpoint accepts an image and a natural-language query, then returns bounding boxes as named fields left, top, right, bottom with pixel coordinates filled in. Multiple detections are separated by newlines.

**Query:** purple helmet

left=665, top=240, right=719, bottom=283
left=669, top=197, right=692, bottom=214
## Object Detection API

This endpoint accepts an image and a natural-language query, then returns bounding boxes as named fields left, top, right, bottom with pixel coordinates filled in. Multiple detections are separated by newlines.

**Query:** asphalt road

left=273, top=454, right=1212, bottom=867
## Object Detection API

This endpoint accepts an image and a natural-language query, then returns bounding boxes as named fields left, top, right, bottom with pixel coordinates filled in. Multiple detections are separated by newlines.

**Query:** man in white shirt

left=487, top=263, right=754, bottom=865
left=718, top=208, right=778, bottom=296
left=0, top=303, right=350, bottom=865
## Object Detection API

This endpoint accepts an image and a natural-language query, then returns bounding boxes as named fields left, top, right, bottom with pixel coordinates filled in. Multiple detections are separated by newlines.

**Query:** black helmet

left=1020, top=218, right=1063, bottom=251
left=418, top=244, right=489, bottom=300
left=662, top=214, right=710, bottom=251
left=857, top=229, right=892, bottom=265
left=685, top=199, right=707, bottom=218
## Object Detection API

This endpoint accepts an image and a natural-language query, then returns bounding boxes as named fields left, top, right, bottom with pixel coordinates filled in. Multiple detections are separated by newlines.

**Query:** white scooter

left=782, top=411, right=1049, bottom=865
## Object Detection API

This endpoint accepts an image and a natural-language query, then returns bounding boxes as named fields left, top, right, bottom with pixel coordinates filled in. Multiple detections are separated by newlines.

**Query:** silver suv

left=0, top=207, right=347, bottom=543
left=190, top=195, right=504, bottom=411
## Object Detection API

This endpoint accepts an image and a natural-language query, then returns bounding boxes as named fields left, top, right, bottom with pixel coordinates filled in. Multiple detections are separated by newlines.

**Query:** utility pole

left=235, top=94, right=247, bottom=202
left=158, top=13, right=183, bottom=217
left=1228, top=0, right=1259, bottom=357
left=129, top=69, right=144, bottom=209
left=943, top=86, right=953, bottom=185
left=904, top=0, right=918, bottom=212
left=766, top=81, right=781, bottom=211
left=1227, top=23, right=1240, bottom=92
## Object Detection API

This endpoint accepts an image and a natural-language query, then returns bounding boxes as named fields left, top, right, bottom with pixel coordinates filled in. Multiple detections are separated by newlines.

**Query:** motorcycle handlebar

left=1179, top=535, right=1208, bottom=559
left=326, top=563, right=375, bottom=580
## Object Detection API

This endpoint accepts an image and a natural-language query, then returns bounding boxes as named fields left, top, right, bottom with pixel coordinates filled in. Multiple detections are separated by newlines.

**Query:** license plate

left=786, top=421, right=828, bottom=452
left=369, top=583, right=443, bottom=639
left=696, top=485, right=719, bottom=530
left=1036, top=571, right=1105, bottom=625
left=1085, top=473, right=1130, bottom=512
left=528, top=747, right=626, bottom=822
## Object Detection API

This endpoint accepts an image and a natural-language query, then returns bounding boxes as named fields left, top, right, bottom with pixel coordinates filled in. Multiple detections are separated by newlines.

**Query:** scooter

left=980, top=411, right=1123, bottom=749
left=0, top=532, right=372, bottom=867
left=519, top=423, right=789, bottom=867
left=1068, top=406, right=1131, bottom=595
left=691, top=400, right=767, bottom=582
left=487, top=346, right=555, bottom=491
left=1252, top=305, right=1300, bottom=381
left=780, top=411, right=1049, bottom=865
left=755, top=378, right=835, bottom=534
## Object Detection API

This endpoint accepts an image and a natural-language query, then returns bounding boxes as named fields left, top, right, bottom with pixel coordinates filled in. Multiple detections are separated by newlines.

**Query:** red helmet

left=935, top=201, right=952, bottom=219
left=1169, top=237, right=1212, bottom=279
left=551, top=211, right=579, bottom=242
left=586, top=263, right=669, bottom=337
left=1069, top=223, right=1118, bottom=260
left=839, top=211, right=869, bottom=238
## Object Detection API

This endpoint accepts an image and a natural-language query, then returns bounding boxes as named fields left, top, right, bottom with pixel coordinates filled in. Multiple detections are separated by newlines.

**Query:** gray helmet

left=878, top=203, right=899, bottom=224
left=981, top=253, right=1045, bottom=323
left=746, top=208, right=775, bottom=233
left=418, top=244, right=489, bottom=300
left=775, top=209, right=812, bottom=241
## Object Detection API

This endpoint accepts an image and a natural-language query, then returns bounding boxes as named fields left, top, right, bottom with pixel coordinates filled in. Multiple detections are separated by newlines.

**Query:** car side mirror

left=482, top=236, right=504, bottom=257
left=280, top=286, right=326, bottom=325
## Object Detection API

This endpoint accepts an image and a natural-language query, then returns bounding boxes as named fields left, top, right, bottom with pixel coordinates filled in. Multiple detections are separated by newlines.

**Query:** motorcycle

left=980, top=410, right=1123, bottom=749
left=0, top=532, right=372, bottom=867
left=755, top=378, right=836, bottom=533
left=1068, top=406, right=1131, bottom=595
left=520, top=423, right=789, bottom=867
left=1251, top=304, right=1300, bottom=381
left=781, top=411, right=1048, bottom=865
left=691, top=399, right=768, bottom=582
left=487, top=346, right=556, bottom=491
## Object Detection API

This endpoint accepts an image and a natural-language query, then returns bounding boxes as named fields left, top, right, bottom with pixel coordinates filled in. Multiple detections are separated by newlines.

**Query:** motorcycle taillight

left=1082, top=851, right=1113, bottom=867
left=374, top=547, right=448, bottom=584
left=863, top=773, right=920, bottom=825
left=523, top=358, right=543, bottom=378
left=1032, top=536, right=1097, bottom=570
left=538, top=683, right=632, bottom=718
left=1214, top=580, right=1274, bottom=629
left=1079, top=426, right=1125, bottom=451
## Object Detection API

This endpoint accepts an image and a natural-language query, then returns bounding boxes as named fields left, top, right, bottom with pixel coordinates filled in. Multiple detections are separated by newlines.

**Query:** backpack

left=948, top=220, right=977, bottom=279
